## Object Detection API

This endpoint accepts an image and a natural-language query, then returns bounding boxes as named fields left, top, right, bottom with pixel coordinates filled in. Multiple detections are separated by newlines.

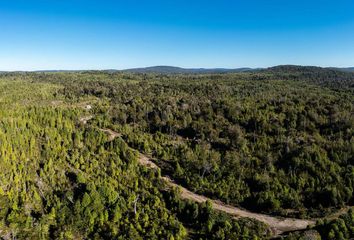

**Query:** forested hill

left=0, top=68, right=353, bottom=239
left=121, top=65, right=354, bottom=75
left=121, top=66, right=255, bottom=74
left=107, top=65, right=354, bottom=75
left=260, top=65, right=354, bottom=90
left=1, top=65, right=353, bottom=75
left=332, top=67, right=354, bottom=73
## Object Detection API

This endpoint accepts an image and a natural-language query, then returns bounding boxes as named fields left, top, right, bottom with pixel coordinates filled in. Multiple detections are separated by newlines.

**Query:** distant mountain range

left=1, top=66, right=353, bottom=74
left=331, top=67, right=354, bottom=72
left=120, top=66, right=257, bottom=74
left=122, top=66, right=354, bottom=74
left=265, top=65, right=354, bottom=74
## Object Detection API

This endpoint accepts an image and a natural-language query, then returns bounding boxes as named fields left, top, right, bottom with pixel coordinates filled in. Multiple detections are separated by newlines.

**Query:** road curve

left=98, top=127, right=316, bottom=236
left=144, top=164, right=314, bottom=236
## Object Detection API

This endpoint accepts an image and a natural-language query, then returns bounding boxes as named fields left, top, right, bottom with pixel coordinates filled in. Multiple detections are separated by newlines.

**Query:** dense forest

left=0, top=66, right=353, bottom=239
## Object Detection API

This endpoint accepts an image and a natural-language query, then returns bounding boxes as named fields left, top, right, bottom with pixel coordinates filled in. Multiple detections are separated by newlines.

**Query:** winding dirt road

left=161, top=175, right=314, bottom=235
left=97, top=127, right=318, bottom=236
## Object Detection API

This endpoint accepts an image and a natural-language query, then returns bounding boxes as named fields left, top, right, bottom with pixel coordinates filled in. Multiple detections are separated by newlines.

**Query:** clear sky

left=1, top=0, right=354, bottom=70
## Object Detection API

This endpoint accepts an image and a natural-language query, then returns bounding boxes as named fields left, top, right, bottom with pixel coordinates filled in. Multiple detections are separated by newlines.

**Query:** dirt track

left=96, top=127, right=318, bottom=236
left=161, top=175, right=314, bottom=235
left=163, top=172, right=351, bottom=236
left=87, top=123, right=353, bottom=236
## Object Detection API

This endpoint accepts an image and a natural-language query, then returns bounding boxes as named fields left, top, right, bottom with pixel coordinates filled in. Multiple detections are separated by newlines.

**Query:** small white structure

left=85, top=105, right=92, bottom=110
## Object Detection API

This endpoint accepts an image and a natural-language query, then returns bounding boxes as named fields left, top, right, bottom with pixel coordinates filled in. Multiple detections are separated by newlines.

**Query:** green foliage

left=0, top=69, right=353, bottom=239
left=0, top=79, right=186, bottom=239
left=315, top=209, right=354, bottom=239
left=162, top=188, right=269, bottom=239
left=44, top=70, right=353, bottom=218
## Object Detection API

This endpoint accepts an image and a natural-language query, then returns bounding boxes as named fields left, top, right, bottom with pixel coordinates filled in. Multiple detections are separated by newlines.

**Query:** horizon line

left=1, top=64, right=354, bottom=72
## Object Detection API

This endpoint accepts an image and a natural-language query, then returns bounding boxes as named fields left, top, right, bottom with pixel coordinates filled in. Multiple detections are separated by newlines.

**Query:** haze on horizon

left=1, top=0, right=354, bottom=71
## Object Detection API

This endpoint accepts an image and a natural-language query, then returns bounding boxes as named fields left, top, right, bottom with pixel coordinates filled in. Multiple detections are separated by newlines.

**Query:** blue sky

left=1, top=0, right=354, bottom=70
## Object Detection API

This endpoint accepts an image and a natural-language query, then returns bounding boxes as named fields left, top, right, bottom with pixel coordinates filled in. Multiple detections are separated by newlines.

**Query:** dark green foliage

left=283, top=210, right=354, bottom=240
left=42, top=70, right=354, bottom=217
left=0, top=68, right=353, bottom=239
left=0, top=80, right=187, bottom=239
left=315, top=209, right=354, bottom=240
left=164, top=189, right=269, bottom=239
